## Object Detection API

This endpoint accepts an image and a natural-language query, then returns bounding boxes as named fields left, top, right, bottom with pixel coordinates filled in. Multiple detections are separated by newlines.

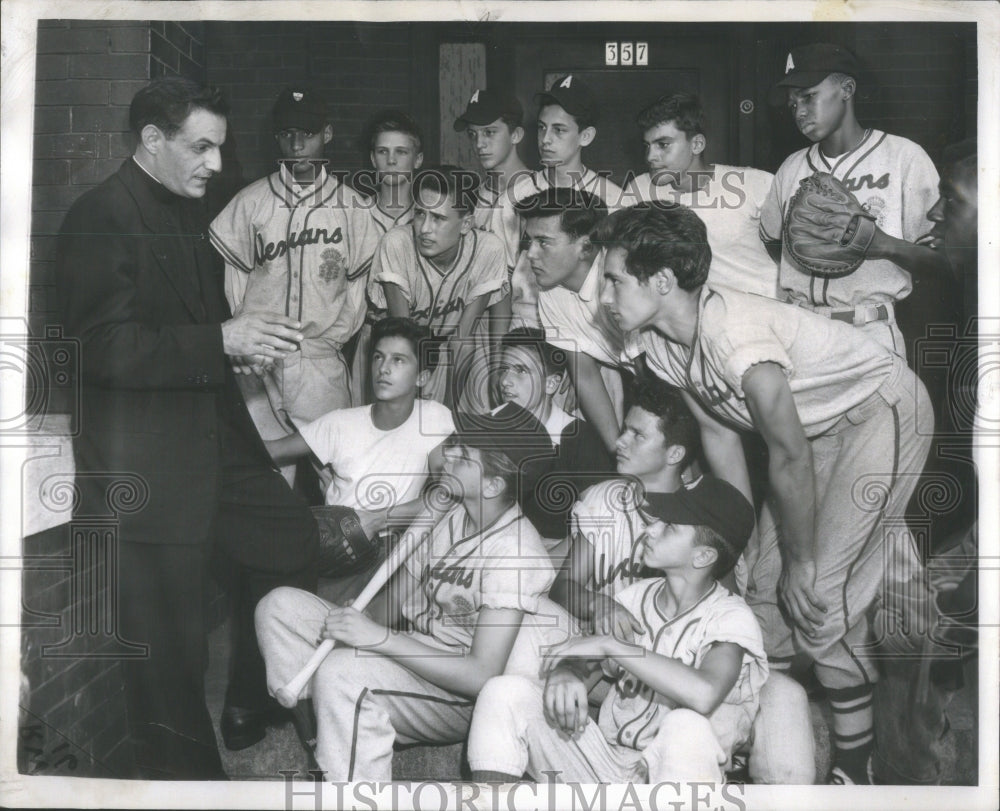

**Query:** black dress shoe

left=221, top=705, right=269, bottom=751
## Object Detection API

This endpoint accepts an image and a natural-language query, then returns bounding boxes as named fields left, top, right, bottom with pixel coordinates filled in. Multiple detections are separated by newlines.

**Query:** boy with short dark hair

left=256, top=405, right=555, bottom=782
left=515, top=187, right=623, bottom=453
left=367, top=165, right=509, bottom=409
left=468, top=476, right=768, bottom=784
left=600, top=202, right=933, bottom=784
left=264, top=317, right=454, bottom=567
left=624, top=92, right=779, bottom=298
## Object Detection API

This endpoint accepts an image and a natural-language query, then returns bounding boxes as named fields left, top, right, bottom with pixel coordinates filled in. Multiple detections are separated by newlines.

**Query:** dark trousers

left=118, top=418, right=318, bottom=780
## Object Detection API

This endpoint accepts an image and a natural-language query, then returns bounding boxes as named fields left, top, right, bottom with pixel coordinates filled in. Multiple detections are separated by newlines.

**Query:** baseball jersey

left=367, top=225, right=508, bottom=336
left=402, top=503, right=556, bottom=651
left=297, top=399, right=454, bottom=509
left=211, top=165, right=375, bottom=349
left=624, top=165, right=779, bottom=299
left=570, top=479, right=648, bottom=599
left=758, top=129, right=939, bottom=308
left=624, top=286, right=895, bottom=437
left=357, top=199, right=416, bottom=272
left=473, top=179, right=524, bottom=272
left=598, top=579, right=768, bottom=752
left=508, top=167, right=625, bottom=329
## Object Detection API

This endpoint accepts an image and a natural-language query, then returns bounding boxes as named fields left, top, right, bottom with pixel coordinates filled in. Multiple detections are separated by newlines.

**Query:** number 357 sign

left=606, top=41, right=648, bottom=66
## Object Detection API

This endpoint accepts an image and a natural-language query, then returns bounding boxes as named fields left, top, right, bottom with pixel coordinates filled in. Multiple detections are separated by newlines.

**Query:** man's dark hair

left=636, top=92, right=705, bottom=139
left=500, top=327, right=567, bottom=378
left=943, top=138, right=977, bottom=174
left=695, top=524, right=740, bottom=579
left=412, top=165, right=479, bottom=215
left=515, top=187, right=608, bottom=241
left=366, top=109, right=424, bottom=153
left=371, top=317, right=433, bottom=371
left=129, top=77, right=229, bottom=138
left=593, top=202, right=711, bottom=289
left=630, top=377, right=701, bottom=465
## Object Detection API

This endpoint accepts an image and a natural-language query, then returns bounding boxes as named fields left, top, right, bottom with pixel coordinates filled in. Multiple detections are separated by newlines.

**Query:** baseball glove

left=311, top=505, right=382, bottom=578
left=783, top=172, right=877, bottom=278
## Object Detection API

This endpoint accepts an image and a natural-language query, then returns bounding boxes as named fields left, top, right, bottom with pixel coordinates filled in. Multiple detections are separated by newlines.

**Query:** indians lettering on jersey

left=253, top=225, right=345, bottom=267
left=758, top=129, right=940, bottom=308
left=572, top=479, right=648, bottom=599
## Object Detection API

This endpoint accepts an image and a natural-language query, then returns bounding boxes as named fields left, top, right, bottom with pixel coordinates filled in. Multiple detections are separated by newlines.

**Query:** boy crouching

left=468, top=476, right=768, bottom=784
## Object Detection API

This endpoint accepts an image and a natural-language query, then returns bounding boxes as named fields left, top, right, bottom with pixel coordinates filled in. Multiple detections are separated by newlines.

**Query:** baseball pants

left=255, top=587, right=474, bottom=782
left=468, top=675, right=745, bottom=783
left=743, top=355, right=933, bottom=689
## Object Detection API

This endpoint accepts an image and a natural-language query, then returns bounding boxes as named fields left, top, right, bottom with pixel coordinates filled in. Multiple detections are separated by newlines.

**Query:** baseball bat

left=274, top=526, right=426, bottom=709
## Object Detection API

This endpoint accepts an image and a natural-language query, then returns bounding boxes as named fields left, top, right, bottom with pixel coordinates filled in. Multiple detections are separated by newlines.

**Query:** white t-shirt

left=297, top=399, right=455, bottom=509
left=624, top=165, right=779, bottom=299
left=758, top=129, right=939, bottom=308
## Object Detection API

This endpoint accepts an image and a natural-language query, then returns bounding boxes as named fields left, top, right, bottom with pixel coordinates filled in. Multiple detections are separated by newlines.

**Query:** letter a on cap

left=470, top=89, right=480, bottom=104
left=785, top=53, right=795, bottom=74
left=559, top=75, right=573, bottom=88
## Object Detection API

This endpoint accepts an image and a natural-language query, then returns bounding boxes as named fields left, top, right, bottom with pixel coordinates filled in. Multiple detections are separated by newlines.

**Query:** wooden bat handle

left=273, top=527, right=425, bottom=708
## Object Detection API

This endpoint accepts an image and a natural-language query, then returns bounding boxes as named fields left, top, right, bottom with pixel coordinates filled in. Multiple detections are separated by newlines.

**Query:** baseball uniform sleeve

left=694, top=596, right=767, bottom=665
left=703, top=301, right=792, bottom=397
left=757, top=162, right=788, bottom=244
left=345, top=190, right=377, bottom=280
left=536, top=290, right=605, bottom=362
left=464, top=232, right=510, bottom=305
left=569, top=483, right=606, bottom=545
left=368, top=227, right=415, bottom=309
left=479, top=528, right=554, bottom=613
left=900, top=143, right=941, bottom=243
left=209, top=189, right=258, bottom=274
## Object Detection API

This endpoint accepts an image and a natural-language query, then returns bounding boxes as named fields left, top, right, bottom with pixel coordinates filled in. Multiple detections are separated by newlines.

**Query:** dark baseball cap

left=535, top=74, right=599, bottom=125
left=273, top=86, right=327, bottom=132
left=450, top=403, right=554, bottom=468
left=640, top=476, right=755, bottom=557
left=769, top=43, right=861, bottom=105
left=453, top=88, right=523, bottom=132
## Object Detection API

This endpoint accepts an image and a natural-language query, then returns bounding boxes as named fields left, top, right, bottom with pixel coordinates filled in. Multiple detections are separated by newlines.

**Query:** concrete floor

left=204, top=614, right=978, bottom=785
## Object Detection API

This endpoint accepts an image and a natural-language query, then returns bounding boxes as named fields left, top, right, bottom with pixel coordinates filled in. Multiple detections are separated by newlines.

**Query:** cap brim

left=767, top=70, right=834, bottom=105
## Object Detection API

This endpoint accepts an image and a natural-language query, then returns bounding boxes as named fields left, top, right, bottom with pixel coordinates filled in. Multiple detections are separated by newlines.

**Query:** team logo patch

left=318, top=247, right=345, bottom=282
left=863, top=195, right=888, bottom=228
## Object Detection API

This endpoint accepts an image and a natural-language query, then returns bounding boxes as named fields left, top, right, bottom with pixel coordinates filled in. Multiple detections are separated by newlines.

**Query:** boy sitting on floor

left=255, top=404, right=555, bottom=782
left=467, top=476, right=768, bottom=784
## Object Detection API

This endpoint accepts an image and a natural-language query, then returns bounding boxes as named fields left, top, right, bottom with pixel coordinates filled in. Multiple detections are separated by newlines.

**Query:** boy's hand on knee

left=543, top=667, right=589, bottom=738
left=780, top=559, right=827, bottom=635
left=591, top=595, right=642, bottom=642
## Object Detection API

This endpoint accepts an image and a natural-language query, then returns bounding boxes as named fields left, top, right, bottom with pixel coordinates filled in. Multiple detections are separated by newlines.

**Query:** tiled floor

left=205, top=614, right=978, bottom=785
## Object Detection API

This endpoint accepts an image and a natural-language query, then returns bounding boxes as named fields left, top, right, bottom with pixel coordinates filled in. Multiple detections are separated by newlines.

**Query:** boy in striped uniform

left=759, top=43, right=946, bottom=357
left=367, top=165, right=509, bottom=410
left=468, top=477, right=768, bottom=784
left=210, top=86, right=375, bottom=480
left=602, top=202, right=932, bottom=784
left=256, top=406, right=555, bottom=782
left=350, top=110, right=425, bottom=404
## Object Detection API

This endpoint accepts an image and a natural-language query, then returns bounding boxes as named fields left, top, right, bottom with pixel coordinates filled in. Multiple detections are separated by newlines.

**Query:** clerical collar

left=131, top=156, right=183, bottom=204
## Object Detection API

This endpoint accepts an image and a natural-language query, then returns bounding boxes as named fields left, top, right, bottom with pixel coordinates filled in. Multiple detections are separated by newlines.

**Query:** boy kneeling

left=256, top=405, right=555, bottom=781
left=468, top=476, right=768, bottom=783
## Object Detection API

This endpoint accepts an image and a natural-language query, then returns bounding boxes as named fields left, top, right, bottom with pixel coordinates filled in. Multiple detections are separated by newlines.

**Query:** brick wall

left=22, top=20, right=207, bottom=779
left=205, top=22, right=419, bottom=187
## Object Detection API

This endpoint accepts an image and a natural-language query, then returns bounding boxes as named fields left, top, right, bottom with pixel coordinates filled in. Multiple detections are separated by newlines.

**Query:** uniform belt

left=798, top=302, right=894, bottom=327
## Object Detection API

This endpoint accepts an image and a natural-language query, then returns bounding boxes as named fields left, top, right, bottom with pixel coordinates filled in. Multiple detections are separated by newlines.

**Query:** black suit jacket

left=55, top=158, right=270, bottom=545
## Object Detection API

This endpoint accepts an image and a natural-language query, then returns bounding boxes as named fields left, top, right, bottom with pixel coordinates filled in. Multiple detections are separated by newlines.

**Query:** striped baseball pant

left=255, top=587, right=474, bottom=782
left=744, top=355, right=934, bottom=690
